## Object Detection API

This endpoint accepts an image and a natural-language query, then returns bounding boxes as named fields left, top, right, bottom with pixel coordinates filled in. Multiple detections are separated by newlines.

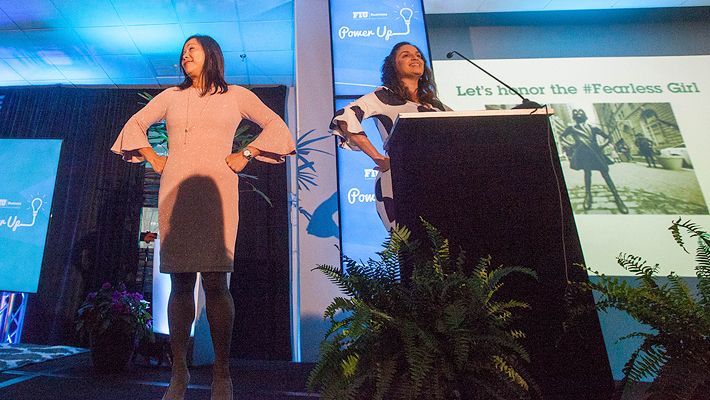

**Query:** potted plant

left=75, top=282, right=153, bottom=372
left=308, top=220, right=539, bottom=400
left=573, top=218, right=710, bottom=399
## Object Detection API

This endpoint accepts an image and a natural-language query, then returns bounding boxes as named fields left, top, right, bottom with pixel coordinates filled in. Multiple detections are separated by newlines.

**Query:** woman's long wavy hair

left=381, top=41, right=439, bottom=106
left=178, top=34, right=229, bottom=96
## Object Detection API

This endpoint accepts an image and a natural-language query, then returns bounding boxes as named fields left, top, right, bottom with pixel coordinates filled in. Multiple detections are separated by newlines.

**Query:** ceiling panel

left=144, top=53, right=180, bottom=78
left=180, top=22, right=244, bottom=52
left=110, top=0, right=179, bottom=26
left=0, top=7, right=17, bottom=29
left=0, top=30, right=33, bottom=58
left=174, top=0, right=238, bottom=23
left=23, top=28, right=87, bottom=58
left=56, top=0, right=123, bottom=27
left=94, top=54, right=155, bottom=78
left=223, top=51, right=249, bottom=76
left=235, top=0, right=292, bottom=21
left=0, top=58, right=25, bottom=81
left=74, top=26, right=139, bottom=56
left=125, top=24, right=184, bottom=55
left=240, top=20, right=292, bottom=51
left=4, top=56, right=65, bottom=80
left=0, top=0, right=69, bottom=29
left=243, top=50, right=292, bottom=76
left=52, top=55, right=109, bottom=79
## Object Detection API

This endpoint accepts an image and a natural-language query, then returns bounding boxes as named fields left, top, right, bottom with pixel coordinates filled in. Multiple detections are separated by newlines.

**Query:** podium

left=387, top=110, right=614, bottom=400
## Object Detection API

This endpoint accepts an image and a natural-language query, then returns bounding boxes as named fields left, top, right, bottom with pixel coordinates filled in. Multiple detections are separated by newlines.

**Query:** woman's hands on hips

left=138, top=147, right=167, bottom=175
left=149, top=155, right=168, bottom=175
left=226, top=146, right=260, bottom=173
left=225, top=152, right=249, bottom=173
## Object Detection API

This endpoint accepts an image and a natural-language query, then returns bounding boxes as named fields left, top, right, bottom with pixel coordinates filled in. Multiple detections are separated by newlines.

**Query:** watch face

left=243, top=149, right=252, bottom=158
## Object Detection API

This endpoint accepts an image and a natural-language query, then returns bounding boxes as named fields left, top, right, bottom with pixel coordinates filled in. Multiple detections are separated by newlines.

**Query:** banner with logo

left=0, top=139, right=62, bottom=293
left=330, top=0, right=430, bottom=96
left=330, top=0, right=429, bottom=263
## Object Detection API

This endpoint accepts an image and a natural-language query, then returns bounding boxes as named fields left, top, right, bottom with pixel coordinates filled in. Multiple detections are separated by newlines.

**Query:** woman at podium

left=330, top=41, right=450, bottom=230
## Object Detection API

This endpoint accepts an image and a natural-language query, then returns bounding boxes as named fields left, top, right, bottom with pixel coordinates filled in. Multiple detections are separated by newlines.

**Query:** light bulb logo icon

left=385, top=7, right=414, bottom=40
left=31, top=197, right=43, bottom=218
left=400, top=7, right=413, bottom=27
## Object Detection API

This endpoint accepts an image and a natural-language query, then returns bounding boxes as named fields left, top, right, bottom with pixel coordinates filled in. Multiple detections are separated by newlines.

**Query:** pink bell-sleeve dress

left=111, top=85, right=295, bottom=273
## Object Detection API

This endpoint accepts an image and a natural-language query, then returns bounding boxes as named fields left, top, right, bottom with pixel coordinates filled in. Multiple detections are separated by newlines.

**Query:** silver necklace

left=184, top=87, right=212, bottom=143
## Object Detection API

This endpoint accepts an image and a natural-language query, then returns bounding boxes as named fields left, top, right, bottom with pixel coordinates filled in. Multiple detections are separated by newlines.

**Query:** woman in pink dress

left=111, top=35, right=295, bottom=400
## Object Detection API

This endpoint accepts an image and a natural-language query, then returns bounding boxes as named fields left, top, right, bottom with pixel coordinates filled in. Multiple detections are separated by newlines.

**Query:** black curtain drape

left=231, top=86, right=291, bottom=360
left=0, top=86, right=291, bottom=360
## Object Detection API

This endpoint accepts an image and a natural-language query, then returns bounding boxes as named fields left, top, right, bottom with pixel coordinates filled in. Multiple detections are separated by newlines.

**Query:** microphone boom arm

left=447, top=50, right=542, bottom=109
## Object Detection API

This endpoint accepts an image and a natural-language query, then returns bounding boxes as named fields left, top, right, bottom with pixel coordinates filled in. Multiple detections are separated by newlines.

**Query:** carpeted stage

left=0, top=351, right=317, bottom=400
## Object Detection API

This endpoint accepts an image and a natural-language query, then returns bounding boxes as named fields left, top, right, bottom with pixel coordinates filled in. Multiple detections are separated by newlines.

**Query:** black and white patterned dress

left=330, top=86, right=450, bottom=230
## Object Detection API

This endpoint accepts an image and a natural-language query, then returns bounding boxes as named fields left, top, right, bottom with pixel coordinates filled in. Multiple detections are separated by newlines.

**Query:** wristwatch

left=242, top=148, right=253, bottom=161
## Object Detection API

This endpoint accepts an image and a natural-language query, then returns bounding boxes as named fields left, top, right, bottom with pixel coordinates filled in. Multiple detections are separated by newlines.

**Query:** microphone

left=446, top=50, right=542, bottom=110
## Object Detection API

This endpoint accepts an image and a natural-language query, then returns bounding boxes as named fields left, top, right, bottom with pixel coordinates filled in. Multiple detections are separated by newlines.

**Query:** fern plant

left=308, top=220, right=538, bottom=400
left=579, top=218, right=710, bottom=400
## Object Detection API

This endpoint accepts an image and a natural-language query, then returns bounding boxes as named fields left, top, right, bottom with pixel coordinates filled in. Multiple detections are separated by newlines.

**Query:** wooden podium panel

left=388, top=110, right=613, bottom=400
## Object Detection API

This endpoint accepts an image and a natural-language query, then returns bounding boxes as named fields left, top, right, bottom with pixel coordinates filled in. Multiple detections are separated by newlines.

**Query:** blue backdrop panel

left=331, top=0, right=430, bottom=262
left=330, top=0, right=430, bottom=96
left=334, top=99, right=389, bottom=263
left=0, top=139, right=62, bottom=293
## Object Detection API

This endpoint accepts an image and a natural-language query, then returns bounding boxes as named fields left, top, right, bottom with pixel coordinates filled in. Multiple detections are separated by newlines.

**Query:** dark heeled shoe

left=162, top=370, right=190, bottom=400
left=583, top=192, right=593, bottom=210
left=614, top=194, right=629, bottom=214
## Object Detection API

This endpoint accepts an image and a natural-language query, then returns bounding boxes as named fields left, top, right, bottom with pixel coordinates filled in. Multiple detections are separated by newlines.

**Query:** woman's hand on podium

left=374, top=155, right=391, bottom=172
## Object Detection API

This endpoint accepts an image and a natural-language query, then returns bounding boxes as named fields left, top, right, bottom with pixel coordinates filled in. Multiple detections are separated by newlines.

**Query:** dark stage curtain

left=232, top=86, right=291, bottom=360
left=0, top=86, right=291, bottom=360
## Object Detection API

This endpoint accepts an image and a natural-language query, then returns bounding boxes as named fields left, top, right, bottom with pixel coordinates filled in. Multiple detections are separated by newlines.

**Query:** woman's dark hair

left=178, top=34, right=229, bottom=96
left=381, top=41, right=439, bottom=106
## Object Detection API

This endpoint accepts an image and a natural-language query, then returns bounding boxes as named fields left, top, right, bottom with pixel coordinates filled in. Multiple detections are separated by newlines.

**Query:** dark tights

left=163, top=272, right=234, bottom=400
left=584, top=170, right=628, bottom=214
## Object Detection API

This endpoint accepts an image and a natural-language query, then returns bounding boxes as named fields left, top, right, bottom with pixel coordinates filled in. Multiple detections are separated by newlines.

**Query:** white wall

left=292, top=0, right=343, bottom=362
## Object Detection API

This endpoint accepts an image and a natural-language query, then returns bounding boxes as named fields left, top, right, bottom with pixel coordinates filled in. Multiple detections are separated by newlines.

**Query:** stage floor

left=0, top=352, right=318, bottom=399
